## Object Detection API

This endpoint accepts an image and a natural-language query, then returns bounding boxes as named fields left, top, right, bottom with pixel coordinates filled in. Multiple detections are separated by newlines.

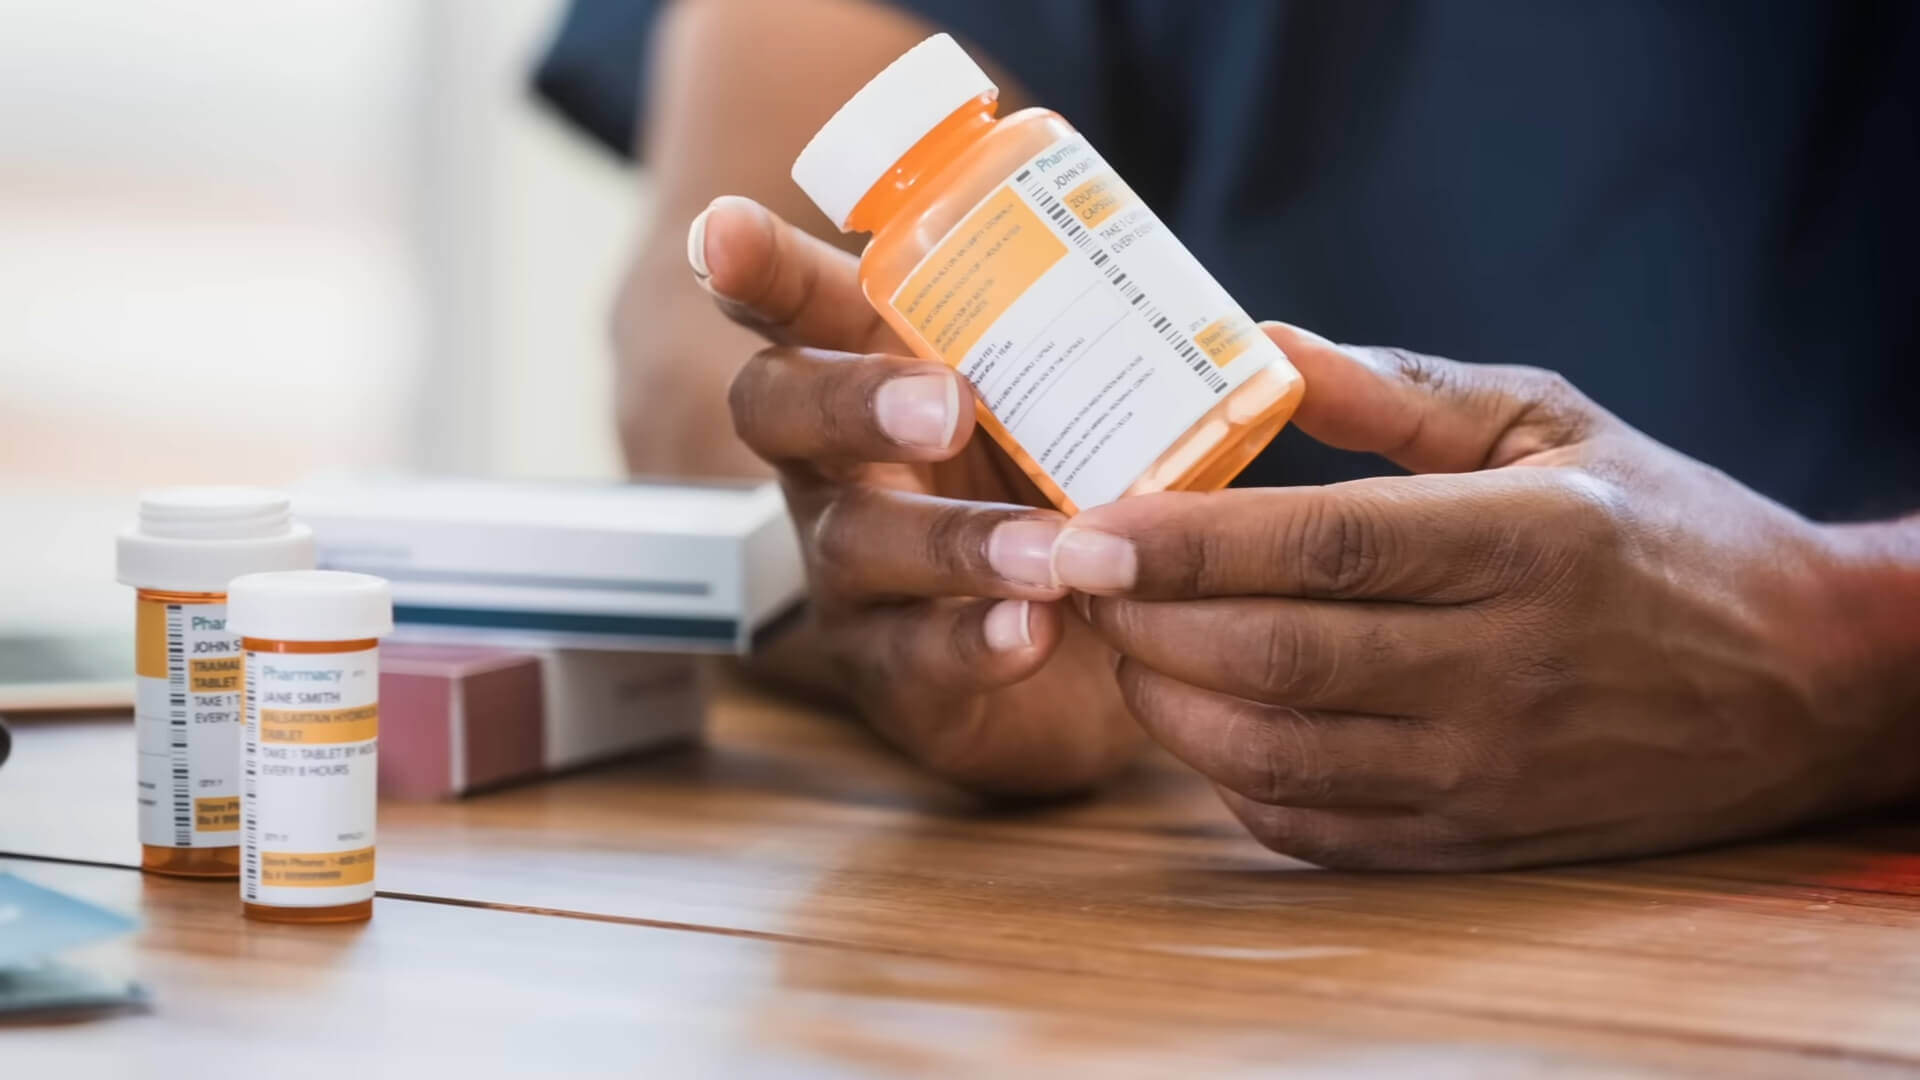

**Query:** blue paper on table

left=0, top=872, right=139, bottom=967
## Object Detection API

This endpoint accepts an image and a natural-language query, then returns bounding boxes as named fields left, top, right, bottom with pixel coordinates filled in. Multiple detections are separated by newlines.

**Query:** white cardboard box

left=294, top=475, right=804, bottom=654
left=537, top=649, right=705, bottom=771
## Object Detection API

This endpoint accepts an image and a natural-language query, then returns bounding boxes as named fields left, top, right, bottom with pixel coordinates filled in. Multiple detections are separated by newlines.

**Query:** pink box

left=378, top=644, right=706, bottom=800
left=379, top=644, right=545, bottom=800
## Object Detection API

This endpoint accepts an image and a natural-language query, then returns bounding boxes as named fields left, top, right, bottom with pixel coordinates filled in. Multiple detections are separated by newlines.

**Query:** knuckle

left=1096, top=599, right=1157, bottom=658
left=1510, top=365, right=1587, bottom=413
left=1171, top=522, right=1221, bottom=597
left=1293, top=496, right=1391, bottom=598
left=1239, top=721, right=1293, bottom=805
left=738, top=212, right=814, bottom=334
left=1507, top=638, right=1580, bottom=704
left=920, top=500, right=989, bottom=579
left=781, top=239, right=824, bottom=330
left=1244, top=616, right=1310, bottom=701
left=1376, top=346, right=1446, bottom=390
left=815, top=361, right=868, bottom=450
left=725, top=354, right=771, bottom=442
left=1464, top=508, right=1541, bottom=592
left=1420, top=729, right=1481, bottom=802
left=1503, top=365, right=1599, bottom=448
left=805, top=492, right=862, bottom=588
left=1541, top=470, right=1630, bottom=556
left=1112, top=653, right=1168, bottom=719
left=1148, top=508, right=1257, bottom=598
left=1243, top=708, right=1334, bottom=804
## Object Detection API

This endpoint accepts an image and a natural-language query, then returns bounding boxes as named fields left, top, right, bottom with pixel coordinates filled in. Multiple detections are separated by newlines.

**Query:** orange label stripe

left=1063, top=173, right=1138, bottom=230
left=190, top=656, right=243, bottom=692
left=1194, top=314, right=1261, bottom=368
left=259, top=846, right=375, bottom=888
left=259, top=704, right=378, bottom=745
left=891, top=186, right=1067, bottom=365
left=194, top=795, right=241, bottom=832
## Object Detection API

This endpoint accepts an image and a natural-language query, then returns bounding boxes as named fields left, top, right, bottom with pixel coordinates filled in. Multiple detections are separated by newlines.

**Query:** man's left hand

left=1055, top=324, right=1920, bottom=869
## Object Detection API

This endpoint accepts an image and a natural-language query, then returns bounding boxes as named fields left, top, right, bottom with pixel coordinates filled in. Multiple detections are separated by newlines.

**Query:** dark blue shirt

left=536, top=1, right=1919, bottom=521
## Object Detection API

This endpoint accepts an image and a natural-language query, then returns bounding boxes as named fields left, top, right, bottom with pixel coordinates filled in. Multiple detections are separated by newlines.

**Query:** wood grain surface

left=4, top=679, right=1918, bottom=1077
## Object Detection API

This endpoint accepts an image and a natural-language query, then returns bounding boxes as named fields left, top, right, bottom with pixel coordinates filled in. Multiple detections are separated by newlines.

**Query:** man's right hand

left=691, top=196, right=1141, bottom=797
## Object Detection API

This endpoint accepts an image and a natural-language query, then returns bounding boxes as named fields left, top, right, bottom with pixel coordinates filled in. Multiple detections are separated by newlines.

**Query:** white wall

left=0, top=0, right=645, bottom=626
left=410, top=0, right=643, bottom=481
left=0, top=0, right=641, bottom=498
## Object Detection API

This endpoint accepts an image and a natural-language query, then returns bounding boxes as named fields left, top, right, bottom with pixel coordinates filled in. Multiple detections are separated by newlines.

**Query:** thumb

left=1265, top=322, right=1604, bottom=474
left=690, top=195, right=894, bottom=354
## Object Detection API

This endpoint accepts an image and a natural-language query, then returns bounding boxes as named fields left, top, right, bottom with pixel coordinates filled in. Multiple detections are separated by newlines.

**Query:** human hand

left=695, top=197, right=1140, bottom=797
left=1057, top=323, right=1920, bottom=868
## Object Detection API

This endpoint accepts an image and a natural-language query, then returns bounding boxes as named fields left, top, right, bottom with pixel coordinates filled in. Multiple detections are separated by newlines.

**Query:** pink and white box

left=378, top=643, right=704, bottom=800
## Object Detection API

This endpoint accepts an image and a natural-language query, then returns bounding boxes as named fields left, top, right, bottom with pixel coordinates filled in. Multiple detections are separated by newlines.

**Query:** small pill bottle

left=227, top=570, right=392, bottom=923
left=115, top=488, right=314, bottom=878
left=791, top=34, right=1305, bottom=513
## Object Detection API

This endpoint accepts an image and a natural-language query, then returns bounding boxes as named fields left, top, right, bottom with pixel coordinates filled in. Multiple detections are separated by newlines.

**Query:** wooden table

left=4, top=680, right=1919, bottom=1077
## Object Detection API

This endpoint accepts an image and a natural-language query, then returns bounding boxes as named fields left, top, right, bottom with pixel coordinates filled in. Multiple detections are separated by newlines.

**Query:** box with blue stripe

left=294, top=475, right=804, bottom=654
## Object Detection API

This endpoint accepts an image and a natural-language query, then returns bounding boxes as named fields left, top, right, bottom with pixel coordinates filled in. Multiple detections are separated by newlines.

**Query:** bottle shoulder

left=861, top=109, right=1078, bottom=290
left=939, top=107, right=1075, bottom=199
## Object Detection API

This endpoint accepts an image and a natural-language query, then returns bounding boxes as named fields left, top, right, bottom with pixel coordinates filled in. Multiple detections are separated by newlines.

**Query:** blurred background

left=2, top=0, right=639, bottom=635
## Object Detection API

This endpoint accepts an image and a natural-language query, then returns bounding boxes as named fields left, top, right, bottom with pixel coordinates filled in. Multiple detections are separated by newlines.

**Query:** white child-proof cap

left=116, top=486, right=315, bottom=593
left=226, top=570, right=393, bottom=643
left=792, top=33, right=998, bottom=230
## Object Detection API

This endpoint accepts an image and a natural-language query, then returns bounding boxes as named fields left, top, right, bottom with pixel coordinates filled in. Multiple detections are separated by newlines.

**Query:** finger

left=842, top=600, right=1140, bottom=798
left=1263, top=322, right=1610, bottom=473
left=1116, top=661, right=1465, bottom=809
left=839, top=597, right=1062, bottom=704
left=730, top=347, right=977, bottom=466
left=690, top=196, right=897, bottom=352
left=1055, top=473, right=1558, bottom=602
left=837, top=599, right=1060, bottom=775
left=1215, top=791, right=1478, bottom=871
left=806, top=488, right=1067, bottom=600
left=1086, top=595, right=1483, bottom=712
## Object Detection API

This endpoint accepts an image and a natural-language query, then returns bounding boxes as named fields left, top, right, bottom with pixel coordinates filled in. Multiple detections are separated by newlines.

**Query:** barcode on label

left=242, top=651, right=259, bottom=902
left=1025, top=181, right=1227, bottom=394
left=165, top=604, right=192, bottom=846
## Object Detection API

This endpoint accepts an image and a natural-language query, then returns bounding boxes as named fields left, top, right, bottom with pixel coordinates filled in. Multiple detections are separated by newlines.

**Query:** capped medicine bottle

left=115, top=488, right=315, bottom=878
left=791, top=34, right=1305, bottom=512
left=228, top=570, right=392, bottom=923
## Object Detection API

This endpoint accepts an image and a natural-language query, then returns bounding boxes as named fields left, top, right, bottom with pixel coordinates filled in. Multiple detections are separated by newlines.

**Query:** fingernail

left=983, top=600, right=1033, bottom=652
left=986, top=519, right=1063, bottom=588
left=873, top=374, right=959, bottom=449
left=1050, top=528, right=1137, bottom=592
left=1262, top=320, right=1384, bottom=374
left=1258, top=319, right=1332, bottom=347
left=686, top=204, right=715, bottom=289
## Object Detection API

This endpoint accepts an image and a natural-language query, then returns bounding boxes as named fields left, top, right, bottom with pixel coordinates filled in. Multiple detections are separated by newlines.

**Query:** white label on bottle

left=242, top=647, right=379, bottom=907
left=135, top=597, right=243, bottom=848
left=887, top=134, right=1284, bottom=507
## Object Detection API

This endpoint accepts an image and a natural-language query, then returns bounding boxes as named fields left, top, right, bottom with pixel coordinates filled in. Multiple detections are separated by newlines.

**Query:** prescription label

left=134, top=596, right=243, bottom=848
left=888, top=134, right=1282, bottom=508
left=242, top=647, right=379, bottom=907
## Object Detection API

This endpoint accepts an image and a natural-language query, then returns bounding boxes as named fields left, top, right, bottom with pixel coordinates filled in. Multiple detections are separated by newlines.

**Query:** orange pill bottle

left=792, top=34, right=1304, bottom=512
left=116, top=489, right=315, bottom=878
left=228, top=570, right=391, bottom=924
